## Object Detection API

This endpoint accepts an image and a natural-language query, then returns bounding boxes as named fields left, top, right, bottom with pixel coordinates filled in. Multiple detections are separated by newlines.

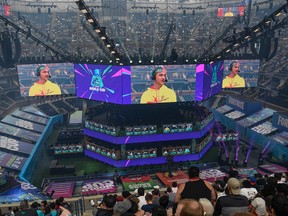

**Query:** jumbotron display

left=17, top=59, right=260, bottom=102
left=74, top=64, right=131, bottom=104
left=222, top=59, right=260, bottom=88
left=17, top=63, right=75, bottom=96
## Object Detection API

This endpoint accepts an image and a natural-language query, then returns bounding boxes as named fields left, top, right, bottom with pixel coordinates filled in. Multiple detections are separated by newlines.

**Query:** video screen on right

left=222, top=59, right=260, bottom=89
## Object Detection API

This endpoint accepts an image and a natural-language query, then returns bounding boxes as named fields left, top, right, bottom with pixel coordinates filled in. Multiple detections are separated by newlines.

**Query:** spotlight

left=275, top=11, right=282, bottom=17
left=243, top=160, right=247, bottom=167
left=94, top=28, right=101, bottom=33
left=109, top=60, right=112, bottom=63
left=151, top=59, right=154, bottom=63
left=253, top=27, right=260, bottom=33
left=110, top=50, right=116, bottom=54
left=139, top=60, right=142, bottom=63
left=76, top=1, right=88, bottom=14
left=85, top=14, right=94, bottom=23
left=130, top=60, right=133, bottom=64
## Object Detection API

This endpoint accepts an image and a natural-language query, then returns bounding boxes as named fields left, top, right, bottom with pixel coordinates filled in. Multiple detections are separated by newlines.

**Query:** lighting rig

left=75, top=0, right=121, bottom=63
left=211, top=2, right=288, bottom=61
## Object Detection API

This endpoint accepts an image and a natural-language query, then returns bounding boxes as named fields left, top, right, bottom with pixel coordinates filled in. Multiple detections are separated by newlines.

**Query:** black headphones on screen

left=35, top=64, right=51, bottom=77
left=229, top=61, right=240, bottom=72
left=151, top=66, right=168, bottom=82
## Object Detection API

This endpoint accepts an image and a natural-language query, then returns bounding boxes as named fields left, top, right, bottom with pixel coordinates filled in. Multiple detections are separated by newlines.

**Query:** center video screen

left=222, top=59, right=260, bottom=89
left=74, top=64, right=131, bottom=104
left=17, top=63, right=75, bottom=96
left=131, top=65, right=196, bottom=104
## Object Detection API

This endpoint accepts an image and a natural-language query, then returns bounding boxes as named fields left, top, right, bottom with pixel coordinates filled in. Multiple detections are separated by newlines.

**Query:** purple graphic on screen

left=195, top=61, right=223, bottom=101
left=74, top=64, right=131, bottom=104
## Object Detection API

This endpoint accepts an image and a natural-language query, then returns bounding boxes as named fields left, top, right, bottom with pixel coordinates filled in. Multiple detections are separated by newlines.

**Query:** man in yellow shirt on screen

left=222, top=61, right=246, bottom=88
left=29, top=64, right=61, bottom=96
left=140, top=66, right=177, bottom=104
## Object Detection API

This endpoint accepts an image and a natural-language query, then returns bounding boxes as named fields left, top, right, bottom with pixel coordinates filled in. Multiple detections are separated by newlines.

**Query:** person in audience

left=175, top=199, right=204, bottom=216
left=48, top=202, right=58, bottom=216
left=12, top=207, right=19, bottom=215
left=141, top=193, right=157, bottom=214
left=140, top=66, right=176, bottom=104
left=222, top=61, right=245, bottom=88
left=92, top=195, right=116, bottom=216
left=29, top=64, right=61, bottom=96
left=175, top=166, right=216, bottom=204
left=274, top=173, right=285, bottom=184
left=15, top=200, right=38, bottom=216
left=31, top=202, right=44, bottom=216
left=213, top=178, right=249, bottom=216
left=268, top=195, right=288, bottom=216
left=249, top=177, right=260, bottom=192
left=137, top=187, right=146, bottom=210
left=171, top=182, right=178, bottom=193
left=275, top=183, right=288, bottom=197
left=166, top=187, right=176, bottom=202
left=212, top=180, right=226, bottom=200
left=199, top=198, right=214, bottom=216
left=255, top=174, right=266, bottom=192
left=8, top=207, right=14, bottom=216
left=249, top=193, right=266, bottom=216
left=261, top=177, right=277, bottom=198
left=113, top=191, right=133, bottom=215
left=151, top=205, right=167, bottom=216
left=152, top=188, right=161, bottom=205
left=159, top=194, right=174, bottom=215
left=240, top=180, right=258, bottom=202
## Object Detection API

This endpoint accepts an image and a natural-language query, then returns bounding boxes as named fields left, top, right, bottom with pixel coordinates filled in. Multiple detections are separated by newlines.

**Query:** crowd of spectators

left=84, top=166, right=288, bottom=216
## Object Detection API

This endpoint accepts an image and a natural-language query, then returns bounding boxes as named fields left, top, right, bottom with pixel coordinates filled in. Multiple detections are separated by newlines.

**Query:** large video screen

left=74, top=64, right=131, bottom=104
left=195, top=61, right=224, bottom=101
left=131, top=65, right=196, bottom=104
left=17, top=63, right=75, bottom=96
left=218, top=4, right=245, bottom=17
left=222, top=59, right=260, bottom=88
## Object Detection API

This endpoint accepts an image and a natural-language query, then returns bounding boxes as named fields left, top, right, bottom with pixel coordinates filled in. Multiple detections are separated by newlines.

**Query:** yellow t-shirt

left=222, top=74, right=245, bottom=88
left=140, top=85, right=177, bottom=104
left=29, top=80, right=61, bottom=96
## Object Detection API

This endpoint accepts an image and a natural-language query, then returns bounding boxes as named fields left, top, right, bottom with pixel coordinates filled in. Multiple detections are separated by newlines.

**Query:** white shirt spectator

left=251, top=197, right=266, bottom=216
left=240, top=187, right=258, bottom=201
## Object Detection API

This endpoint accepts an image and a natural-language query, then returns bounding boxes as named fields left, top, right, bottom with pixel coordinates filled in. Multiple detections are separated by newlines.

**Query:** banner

left=0, top=135, right=34, bottom=155
left=0, top=151, right=27, bottom=171
left=237, top=168, right=267, bottom=178
left=271, top=131, right=288, bottom=145
left=272, top=112, right=288, bottom=132
left=1, top=116, right=45, bottom=133
left=121, top=175, right=158, bottom=191
left=82, top=179, right=115, bottom=196
left=156, top=171, right=189, bottom=187
left=0, top=123, right=40, bottom=142
left=45, top=181, right=75, bottom=198
left=200, top=169, right=227, bottom=182
left=12, top=110, right=49, bottom=125
left=259, top=164, right=288, bottom=174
